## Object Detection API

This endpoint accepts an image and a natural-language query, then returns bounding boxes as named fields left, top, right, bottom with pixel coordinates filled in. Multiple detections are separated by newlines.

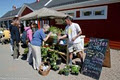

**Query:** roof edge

left=50, top=0, right=120, bottom=11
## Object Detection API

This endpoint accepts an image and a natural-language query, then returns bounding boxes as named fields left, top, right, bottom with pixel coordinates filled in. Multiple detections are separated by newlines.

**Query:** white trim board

left=18, top=4, right=34, bottom=16
left=51, top=0, right=120, bottom=11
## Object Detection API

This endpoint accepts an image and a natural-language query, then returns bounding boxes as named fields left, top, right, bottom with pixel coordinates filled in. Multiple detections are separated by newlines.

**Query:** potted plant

left=63, top=68, right=70, bottom=76
left=58, top=65, right=70, bottom=76
left=52, top=65, right=59, bottom=71
left=71, top=65, right=80, bottom=75
left=56, top=58, right=62, bottom=65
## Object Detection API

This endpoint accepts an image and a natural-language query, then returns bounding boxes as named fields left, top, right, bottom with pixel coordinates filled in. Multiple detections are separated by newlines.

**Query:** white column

left=23, top=21, right=26, bottom=27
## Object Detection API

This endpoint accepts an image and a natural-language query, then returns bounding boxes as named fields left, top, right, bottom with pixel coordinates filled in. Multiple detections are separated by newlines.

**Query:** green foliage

left=52, top=65, right=59, bottom=71
left=24, top=48, right=28, bottom=54
left=71, top=65, right=80, bottom=75
left=58, top=65, right=81, bottom=76
left=58, top=65, right=70, bottom=76
left=41, top=47, right=49, bottom=57
left=49, top=26, right=63, bottom=34
left=52, top=52, right=58, bottom=61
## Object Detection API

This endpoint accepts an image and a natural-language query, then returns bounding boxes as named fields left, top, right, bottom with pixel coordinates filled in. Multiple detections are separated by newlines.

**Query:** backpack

left=21, top=28, right=30, bottom=46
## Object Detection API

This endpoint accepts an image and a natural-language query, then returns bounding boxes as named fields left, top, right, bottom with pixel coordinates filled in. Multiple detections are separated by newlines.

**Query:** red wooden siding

left=76, top=11, right=80, bottom=18
left=74, top=2, right=120, bottom=49
left=50, top=2, right=120, bottom=49
left=21, top=7, right=33, bottom=16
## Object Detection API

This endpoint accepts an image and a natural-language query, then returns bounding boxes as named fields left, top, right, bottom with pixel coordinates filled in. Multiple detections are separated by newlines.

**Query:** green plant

left=41, top=47, right=49, bottom=57
left=71, top=65, right=80, bottom=75
left=49, top=26, right=63, bottom=34
left=58, top=65, right=81, bottom=76
left=24, top=48, right=28, bottom=54
left=50, top=61, right=56, bottom=65
left=58, top=65, right=70, bottom=76
left=52, top=65, right=59, bottom=71
left=52, top=53, right=58, bottom=61
left=63, top=68, right=70, bottom=76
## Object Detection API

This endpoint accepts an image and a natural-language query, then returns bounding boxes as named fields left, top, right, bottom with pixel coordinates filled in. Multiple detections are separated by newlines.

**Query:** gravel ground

left=0, top=44, right=120, bottom=80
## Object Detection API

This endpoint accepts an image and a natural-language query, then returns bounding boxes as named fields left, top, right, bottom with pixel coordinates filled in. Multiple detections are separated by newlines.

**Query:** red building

left=0, top=0, right=120, bottom=49
left=50, top=0, right=120, bottom=49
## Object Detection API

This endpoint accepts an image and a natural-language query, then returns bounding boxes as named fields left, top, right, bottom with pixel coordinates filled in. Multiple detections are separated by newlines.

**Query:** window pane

left=67, top=13, right=74, bottom=17
left=94, top=10, right=104, bottom=15
left=83, top=11, right=92, bottom=16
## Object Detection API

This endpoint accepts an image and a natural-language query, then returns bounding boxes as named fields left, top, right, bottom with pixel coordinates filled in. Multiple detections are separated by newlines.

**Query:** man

left=31, top=24, right=52, bottom=70
left=1, top=28, right=10, bottom=44
left=10, top=17, right=20, bottom=60
left=58, top=16, right=84, bottom=65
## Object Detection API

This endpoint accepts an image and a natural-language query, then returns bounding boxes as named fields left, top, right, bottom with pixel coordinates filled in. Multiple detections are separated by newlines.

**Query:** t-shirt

left=65, top=23, right=82, bottom=44
left=10, top=25, right=20, bottom=43
left=31, top=29, right=46, bottom=46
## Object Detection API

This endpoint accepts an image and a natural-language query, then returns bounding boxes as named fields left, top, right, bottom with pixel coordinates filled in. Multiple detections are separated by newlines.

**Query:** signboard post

left=81, top=38, right=111, bottom=80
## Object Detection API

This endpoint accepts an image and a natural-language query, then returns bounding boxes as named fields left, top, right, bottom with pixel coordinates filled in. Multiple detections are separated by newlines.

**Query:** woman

left=25, top=22, right=33, bottom=63
left=30, top=24, right=52, bottom=70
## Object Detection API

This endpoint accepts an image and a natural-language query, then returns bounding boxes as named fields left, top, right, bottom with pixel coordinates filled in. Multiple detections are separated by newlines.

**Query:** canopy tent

left=20, top=7, right=69, bottom=20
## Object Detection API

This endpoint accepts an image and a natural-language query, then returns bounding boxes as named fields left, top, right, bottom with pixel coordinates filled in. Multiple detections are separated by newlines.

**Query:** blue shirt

left=31, top=29, right=46, bottom=46
left=9, top=25, right=20, bottom=43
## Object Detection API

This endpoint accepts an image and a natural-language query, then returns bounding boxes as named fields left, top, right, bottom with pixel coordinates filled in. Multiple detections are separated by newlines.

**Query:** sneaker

left=14, top=58, right=19, bottom=60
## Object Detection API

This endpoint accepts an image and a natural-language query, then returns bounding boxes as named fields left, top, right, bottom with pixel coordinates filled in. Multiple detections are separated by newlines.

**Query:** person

left=0, top=28, right=10, bottom=44
left=58, top=16, right=84, bottom=66
left=25, top=22, right=33, bottom=64
left=9, top=17, right=20, bottom=60
left=30, top=24, right=52, bottom=70
left=20, top=23, right=24, bottom=34
left=32, top=23, right=37, bottom=33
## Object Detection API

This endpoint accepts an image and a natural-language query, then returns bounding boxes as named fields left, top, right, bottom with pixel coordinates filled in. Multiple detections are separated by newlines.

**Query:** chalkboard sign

left=81, top=38, right=109, bottom=80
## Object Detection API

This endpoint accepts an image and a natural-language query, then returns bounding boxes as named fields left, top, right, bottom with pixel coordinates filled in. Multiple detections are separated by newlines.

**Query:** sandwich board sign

left=81, top=38, right=111, bottom=80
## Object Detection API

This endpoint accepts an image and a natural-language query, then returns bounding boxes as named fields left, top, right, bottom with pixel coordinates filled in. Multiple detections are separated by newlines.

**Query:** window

left=94, top=10, right=104, bottom=16
left=82, top=11, right=92, bottom=16
left=67, top=12, right=75, bottom=17
left=74, top=6, right=108, bottom=20
left=65, top=11, right=75, bottom=18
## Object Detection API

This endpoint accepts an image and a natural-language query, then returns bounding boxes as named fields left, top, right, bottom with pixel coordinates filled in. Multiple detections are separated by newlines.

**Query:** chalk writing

left=81, top=38, right=109, bottom=80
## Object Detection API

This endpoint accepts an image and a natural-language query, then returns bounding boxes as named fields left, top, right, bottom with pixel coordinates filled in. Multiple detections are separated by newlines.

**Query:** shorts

left=68, top=43, right=84, bottom=53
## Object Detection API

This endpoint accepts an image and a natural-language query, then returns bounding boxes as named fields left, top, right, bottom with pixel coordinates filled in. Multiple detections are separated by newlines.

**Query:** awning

left=20, top=7, right=69, bottom=20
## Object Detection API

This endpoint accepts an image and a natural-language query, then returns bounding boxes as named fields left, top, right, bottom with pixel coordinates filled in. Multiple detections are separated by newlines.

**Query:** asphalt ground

left=0, top=44, right=120, bottom=80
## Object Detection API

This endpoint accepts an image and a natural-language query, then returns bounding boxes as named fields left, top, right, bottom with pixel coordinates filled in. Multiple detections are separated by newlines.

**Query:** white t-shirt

left=65, top=23, right=82, bottom=44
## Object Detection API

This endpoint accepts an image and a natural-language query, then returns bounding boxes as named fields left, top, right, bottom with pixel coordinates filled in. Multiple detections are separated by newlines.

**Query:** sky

left=0, top=0, right=36, bottom=17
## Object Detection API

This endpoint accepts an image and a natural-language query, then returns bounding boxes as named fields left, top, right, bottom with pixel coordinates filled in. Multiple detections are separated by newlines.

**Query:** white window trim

left=74, top=6, right=108, bottom=20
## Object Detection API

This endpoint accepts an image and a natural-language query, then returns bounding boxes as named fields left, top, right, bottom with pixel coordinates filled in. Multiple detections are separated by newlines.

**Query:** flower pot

left=71, top=72, right=79, bottom=75
left=56, top=58, right=62, bottom=65
left=64, top=72, right=69, bottom=76
left=51, top=65, right=59, bottom=71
